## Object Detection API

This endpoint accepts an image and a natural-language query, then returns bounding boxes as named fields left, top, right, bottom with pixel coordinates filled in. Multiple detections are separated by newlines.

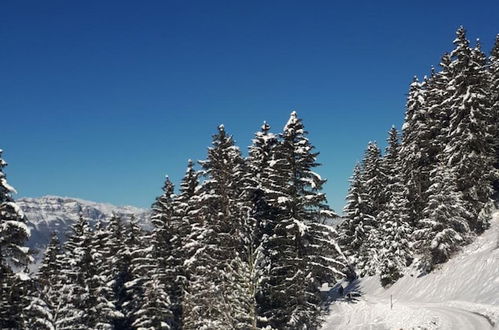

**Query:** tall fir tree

left=246, top=122, right=280, bottom=328
left=362, top=142, right=385, bottom=216
left=0, top=149, right=32, bottom=329
left=377, top=128, right=413, bottom=286
left=132, top=273, right=172, bottom=330
left=57, top=212, right=93, bottom=329
left=170, top=160, right=200, bottom=329
left=25, top=233, right=65, bottom=329
left=356, top=142, right=384, bottom=277
left=259, top=112, right=345, bottom=329
left=337, top=164, right=374, bottom=272
left=183, top=125, right=255, bottom=329
left=105, top=214, right=135, bottom=329
left=489, top=34, right=499, bottom=198
left=445, top=27, right=496, bottom=232
left=124, top=216, right=157, bottom=329
left=149, top=176, right=176, bottom=328
left=399, top=77, right=433, bottom=227
left=88, top=220, right=121, bottom=329
left=413, top=162, right=471, bottom=271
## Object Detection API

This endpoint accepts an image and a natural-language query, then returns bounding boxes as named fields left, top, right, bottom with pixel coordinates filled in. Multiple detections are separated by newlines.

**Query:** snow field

left=322, top=210, right=499, bottom=329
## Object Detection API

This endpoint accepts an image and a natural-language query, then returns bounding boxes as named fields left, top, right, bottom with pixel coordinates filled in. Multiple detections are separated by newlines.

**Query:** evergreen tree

left=356, top=142, right=384, bottom=277
left=171, top=160, right=200, bottom=328
left=259, top=112, right=345, bottom=329
left=57, top=212, right=94, bottom=329
left=88, top=221, right=120, bottom=329
left=123, top=216, right=154, bottom=329
left=246, top=122, right=280, bottom=328
left=105, top=214, right=134, bottom=329
left=0, top=149, right=32, bottom=329
left=362, top=142, right=385, bottom=216
left=413, top=163, right=471, bottom=271
left=425, top=55, right=453, bottom=152
left=337, top=164, right=374, bottom=269
left=445, top=27, right=496, bottom=232
left=183, top=125, right=254, bottom=329
left=489, top=35, right=499, bottom=197
left=26, top=233, right=65, bottom=329
left=377, top=128, right=413, bottom=286
left=132, top=273, right=172, bottom=330
left=149, top=176, right=176, bottom=327
left=399, top=77, right=433, bottom=227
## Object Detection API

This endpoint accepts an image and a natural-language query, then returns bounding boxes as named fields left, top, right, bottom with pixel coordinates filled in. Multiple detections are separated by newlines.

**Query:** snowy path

left=322, top=211, right=499, bottom=330
left=324, top=295, right=494, bottom=329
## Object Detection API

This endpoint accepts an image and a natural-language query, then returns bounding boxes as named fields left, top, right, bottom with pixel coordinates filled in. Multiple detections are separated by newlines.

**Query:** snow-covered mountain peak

left=17, top=195, right=150, bottom=252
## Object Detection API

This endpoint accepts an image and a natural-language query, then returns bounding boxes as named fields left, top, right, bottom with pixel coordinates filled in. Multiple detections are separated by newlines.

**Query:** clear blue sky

left=1, top=1, right=498, bottom=212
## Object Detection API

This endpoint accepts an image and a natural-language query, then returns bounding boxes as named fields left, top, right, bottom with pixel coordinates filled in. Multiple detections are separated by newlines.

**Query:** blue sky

left=1, top=1, right=498, bottom=212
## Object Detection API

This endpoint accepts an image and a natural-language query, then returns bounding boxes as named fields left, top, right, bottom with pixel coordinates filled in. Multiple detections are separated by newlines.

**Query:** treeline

left=0, top=113, right=347, bottom=329
left=338, top=27, right=499, bottom=286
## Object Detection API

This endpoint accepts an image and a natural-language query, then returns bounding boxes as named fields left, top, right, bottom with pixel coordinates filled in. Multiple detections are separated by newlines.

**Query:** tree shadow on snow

left=322, top=278, right=363, bottom=312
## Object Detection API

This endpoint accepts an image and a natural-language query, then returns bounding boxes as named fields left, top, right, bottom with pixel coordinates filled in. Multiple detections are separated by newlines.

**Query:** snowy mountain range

left=17, top=195, right=150, bottom=255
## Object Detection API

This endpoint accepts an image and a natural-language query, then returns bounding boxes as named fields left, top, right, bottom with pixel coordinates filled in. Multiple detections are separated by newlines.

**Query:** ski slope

left=323, top=210, right=499, bottom=329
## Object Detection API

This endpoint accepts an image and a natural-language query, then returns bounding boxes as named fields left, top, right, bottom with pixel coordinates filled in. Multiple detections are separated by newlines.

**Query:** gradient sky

left=1, top=0, right=498, bottom=212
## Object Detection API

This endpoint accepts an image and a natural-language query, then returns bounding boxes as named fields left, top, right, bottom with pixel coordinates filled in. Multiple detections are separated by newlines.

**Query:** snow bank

left=323, top=211, right=499, bottom=329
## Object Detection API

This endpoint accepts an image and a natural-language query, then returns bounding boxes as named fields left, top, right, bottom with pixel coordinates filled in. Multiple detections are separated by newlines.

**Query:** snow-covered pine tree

left=380, top=127, right=400, bottom=203
left=377, top=128, right=413, bottom=286
left=38, top=233, right=63, bottom=287
left=445, top=27, right=496, bottom=232
left=337, top=164, right=373, bottom=270
left=489, top=35, right=499, bottom=198
left=413, top=162, right=472, bottom=271
left=246, top=121, right=279, bottom=248
left=246, top=122, right=280, bottom=328
left=259, top=112, right=345, bottom=329
left=356, top=142, right=384, bottom=277
left=399, top=77, right=432, bottom=227
left=25, top=233, right=65, bottom=329
left=88, top=220, right=121, bottom=329
left=362, top=142, right=385, bottom=216
left=149, top=176, right=176, bottom=327
left=131, top=225, right=174, bottom=330
left=183, top=124, right=255, bottom=330
left=170, top=160, right=200, bottom=328
left=132, top=272, right=172, bottom=330
left=0, top=149, right=32, bottom=329
left=57, top=212, right=95, bottom=329
left=123, top=216, right=161, bottom=329
left=97, top=214, right=131, bottom=329
left=425, top=55, right=453, bottom=152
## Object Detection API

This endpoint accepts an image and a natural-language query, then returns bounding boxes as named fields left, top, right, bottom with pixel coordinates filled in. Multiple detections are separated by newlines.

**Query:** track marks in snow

left=324, top=296, right=494, bottom=330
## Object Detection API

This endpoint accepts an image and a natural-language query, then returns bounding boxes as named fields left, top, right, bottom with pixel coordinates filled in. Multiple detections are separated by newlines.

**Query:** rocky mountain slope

left=17, top=195, right=150, bottom=255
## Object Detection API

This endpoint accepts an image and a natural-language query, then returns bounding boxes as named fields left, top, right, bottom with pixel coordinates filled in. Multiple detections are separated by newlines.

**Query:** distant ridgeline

left=0, top=26, right=498, bottom=330
left=16, top=196, right=150, bottom=257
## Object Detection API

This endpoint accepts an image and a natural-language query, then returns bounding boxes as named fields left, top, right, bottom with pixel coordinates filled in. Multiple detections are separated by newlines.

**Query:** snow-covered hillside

left=323, top=210, right=499, bottom=330
left=17, top=195, right=150, bottom=253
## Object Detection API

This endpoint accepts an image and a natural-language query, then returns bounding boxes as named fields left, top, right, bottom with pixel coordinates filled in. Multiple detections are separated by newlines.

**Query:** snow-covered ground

left=323, top=210, right=499, bottom=329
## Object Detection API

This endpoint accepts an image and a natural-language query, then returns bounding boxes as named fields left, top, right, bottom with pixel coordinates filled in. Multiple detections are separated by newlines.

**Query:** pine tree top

left=491, top=34, right=499, bottom=59
left=284, top=111, right=300, bottom=132
left=453, top=26, right=468, bottom=47
left=261, top=120, right=270, bottom=132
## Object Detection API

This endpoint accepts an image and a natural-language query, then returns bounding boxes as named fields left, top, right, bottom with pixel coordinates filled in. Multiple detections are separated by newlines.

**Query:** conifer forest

left=1, top=27, right=498, bottom=330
